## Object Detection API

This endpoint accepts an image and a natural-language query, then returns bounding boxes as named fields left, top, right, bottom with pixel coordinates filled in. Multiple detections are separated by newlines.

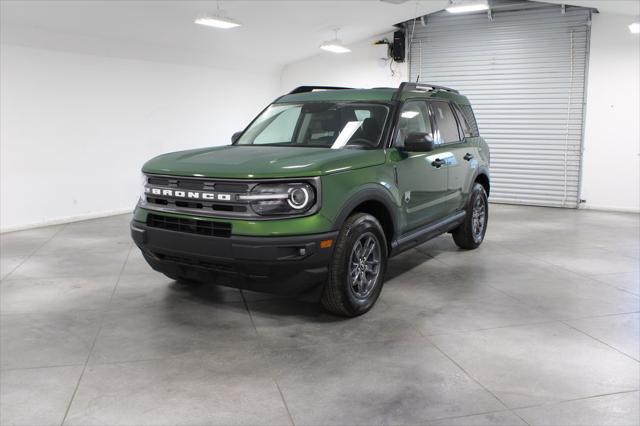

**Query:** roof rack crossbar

left=392, top=82, right=459, bottom=101
left=288, top=86, right=353, bottom=95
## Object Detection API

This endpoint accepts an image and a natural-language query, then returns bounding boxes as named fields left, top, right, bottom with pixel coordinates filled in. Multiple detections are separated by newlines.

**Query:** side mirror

left=231, top=131, right=243, bottom=144
left=401, top=132, right=435, bottom=152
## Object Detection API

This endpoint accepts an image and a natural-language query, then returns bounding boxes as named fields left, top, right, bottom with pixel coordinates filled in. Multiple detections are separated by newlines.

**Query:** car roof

left=276, top=87, right=471, bottom=105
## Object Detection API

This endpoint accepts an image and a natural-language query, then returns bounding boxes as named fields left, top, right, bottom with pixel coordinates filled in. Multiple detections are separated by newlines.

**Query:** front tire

left=452, top=183, right=488, bottom=249
left=321, top=213, right=388, bottom=317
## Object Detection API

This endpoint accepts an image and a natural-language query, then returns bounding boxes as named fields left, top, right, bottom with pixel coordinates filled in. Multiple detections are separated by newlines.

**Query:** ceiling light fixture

left=320, top=29, right=351, bottom=54
left=194, top=1, right=241, bottom=29
left=629, top=22, right=640, bottom=34
left=446, top=0, right=489, bottom=14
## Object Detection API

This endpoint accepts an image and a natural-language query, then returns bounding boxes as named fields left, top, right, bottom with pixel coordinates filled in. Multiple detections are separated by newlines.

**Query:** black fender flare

left=332, top=187, right=400, bottom=242
left=473, top=166, right=491, bottom=194
left=476, top=165, right=490, bottom=180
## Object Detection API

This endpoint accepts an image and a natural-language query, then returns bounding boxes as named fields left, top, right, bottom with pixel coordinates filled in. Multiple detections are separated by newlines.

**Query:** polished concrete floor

left=1, top=205, right=638, bottom=426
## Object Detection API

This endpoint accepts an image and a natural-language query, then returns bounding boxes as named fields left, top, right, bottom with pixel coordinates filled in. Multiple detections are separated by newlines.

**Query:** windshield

left=236, top=102, right=389, bottom=148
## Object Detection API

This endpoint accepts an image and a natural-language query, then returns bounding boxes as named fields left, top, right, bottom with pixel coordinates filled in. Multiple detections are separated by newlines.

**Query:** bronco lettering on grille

left=145, top=187, right=232, bottom=201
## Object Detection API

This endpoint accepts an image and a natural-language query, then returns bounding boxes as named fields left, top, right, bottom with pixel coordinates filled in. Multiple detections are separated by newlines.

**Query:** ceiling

left=0, top=0, right=448, bottom=72
left=543, top=0, right=639, bottom=16
left=1, top=1, right=638, bottom=73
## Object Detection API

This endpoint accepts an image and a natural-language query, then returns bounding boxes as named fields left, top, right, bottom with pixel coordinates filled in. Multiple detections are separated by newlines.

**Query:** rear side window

left=431, top=101, right=461, bottom=144
left=459, top=104, right=480, bottom=137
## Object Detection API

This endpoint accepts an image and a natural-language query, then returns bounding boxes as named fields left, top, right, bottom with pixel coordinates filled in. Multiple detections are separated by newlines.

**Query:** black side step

left=390, top=211, right=466, bottom=256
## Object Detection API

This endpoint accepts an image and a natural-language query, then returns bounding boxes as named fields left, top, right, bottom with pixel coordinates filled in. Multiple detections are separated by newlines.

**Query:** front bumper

left=131, top=220, right=338, bottom=296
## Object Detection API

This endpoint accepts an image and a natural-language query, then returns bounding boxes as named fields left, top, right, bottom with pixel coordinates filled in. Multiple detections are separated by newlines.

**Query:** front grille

left=147, top=176, right=249, bottom=193
left=143, top=175, right=254, bottom=218
left=146, top=214, right=231, bottom=238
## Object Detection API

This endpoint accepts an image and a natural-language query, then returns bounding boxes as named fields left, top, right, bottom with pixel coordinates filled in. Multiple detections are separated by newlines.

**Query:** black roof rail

left=288, top=86, right=353, bottom=94
left=392, top=82, right=459, bottom=101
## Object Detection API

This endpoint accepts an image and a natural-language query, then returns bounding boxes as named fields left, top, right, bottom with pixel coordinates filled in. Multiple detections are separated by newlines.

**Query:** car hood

left=142, top=145, right=386, bottom=179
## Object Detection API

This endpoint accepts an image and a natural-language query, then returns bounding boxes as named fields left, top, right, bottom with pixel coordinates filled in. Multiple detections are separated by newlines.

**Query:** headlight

left=238, top=182, right=316, bottom=216
left=140, top=174, right=148, bottom=202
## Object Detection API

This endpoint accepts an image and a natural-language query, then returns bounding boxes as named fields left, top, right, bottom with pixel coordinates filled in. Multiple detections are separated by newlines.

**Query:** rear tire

left=321, top=213, right=388, bottom=317
left=452, top=183, right=488, bottom=250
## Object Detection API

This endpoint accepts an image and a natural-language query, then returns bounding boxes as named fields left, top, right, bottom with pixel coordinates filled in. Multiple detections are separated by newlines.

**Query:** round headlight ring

left=287, top=186, right=310, bottom=210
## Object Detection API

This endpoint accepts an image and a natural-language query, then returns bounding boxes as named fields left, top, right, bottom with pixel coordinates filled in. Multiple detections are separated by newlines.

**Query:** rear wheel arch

left=474, top=172, right=490, bottom=196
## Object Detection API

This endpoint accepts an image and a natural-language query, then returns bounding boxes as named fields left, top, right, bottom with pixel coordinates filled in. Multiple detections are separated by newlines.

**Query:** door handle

left=464, top=153, right=474, bottom=161
left=431, top=158, right=446, bottom=168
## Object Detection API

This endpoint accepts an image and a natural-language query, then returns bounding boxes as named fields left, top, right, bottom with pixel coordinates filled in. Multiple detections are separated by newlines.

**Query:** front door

left=391, top=100, right=452, bottom=233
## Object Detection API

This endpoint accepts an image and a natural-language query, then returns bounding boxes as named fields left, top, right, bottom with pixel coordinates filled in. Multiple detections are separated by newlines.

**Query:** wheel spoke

left=364, top=237, right=375, bottom=258
left=347, top=232, right=382, bottom=299
left=471, top=195, right=486, bottom=242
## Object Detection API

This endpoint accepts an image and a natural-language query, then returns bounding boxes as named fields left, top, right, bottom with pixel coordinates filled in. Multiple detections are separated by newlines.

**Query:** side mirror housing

left=400, top=132, right=435, bottom=152
left=231, top=131, right=243, bottom=144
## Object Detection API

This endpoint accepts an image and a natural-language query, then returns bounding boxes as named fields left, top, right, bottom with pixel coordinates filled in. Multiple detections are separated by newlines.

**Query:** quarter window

left=431, top=101, right=461, bottom=144
left=452, top=104, right=472, bottom=138
left=459, top=104, right=480, bottom=137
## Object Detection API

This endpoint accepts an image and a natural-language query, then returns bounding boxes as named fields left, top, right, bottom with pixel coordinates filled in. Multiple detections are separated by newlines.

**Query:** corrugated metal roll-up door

left=407, top=3, right=592, bottom=207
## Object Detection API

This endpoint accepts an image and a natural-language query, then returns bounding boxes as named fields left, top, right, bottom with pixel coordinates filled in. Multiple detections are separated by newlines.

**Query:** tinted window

left=431, top=101, right=461, bottom=144
left=452, top=104, right=471, bottom=138
left=395, top=101, right=432, bottom=147
left=459, top=104, right=479, bottom=137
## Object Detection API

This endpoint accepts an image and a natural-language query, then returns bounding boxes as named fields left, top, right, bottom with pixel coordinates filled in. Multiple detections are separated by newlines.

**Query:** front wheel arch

left=333, top=189, right=398, bottom=252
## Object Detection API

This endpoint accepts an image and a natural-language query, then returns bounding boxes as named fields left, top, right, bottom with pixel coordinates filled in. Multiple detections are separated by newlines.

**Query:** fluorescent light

left=630, top=22, right=640, bottom=34
left=446, top=0, right=489, bottom=14
left=320, top=40, right=351, bottom=53
left=194, top=14, right=240, bottom=29
left=401, top=111, right=420, bottom=119
left=321, top=28, right=351, bottom=54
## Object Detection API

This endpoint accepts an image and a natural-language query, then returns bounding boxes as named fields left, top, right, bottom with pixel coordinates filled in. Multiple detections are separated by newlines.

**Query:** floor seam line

left=507, top=388, right=640, bottom=411
left=59, top=243, right=134, bottom=426
left=422, top=406, right=522, bottom=423
left=239, top=290, right=259, bottom=336
left=421, top=333, right=512, bottom=413
left=559, top=320, right=640, bottom=362
left=3, top=223, right=68, bottom=280
left=240, top=291, right=296, bottom=425
left=275, top=379, right=296, bottom=426
left=499, top=245, right=640, bottom=293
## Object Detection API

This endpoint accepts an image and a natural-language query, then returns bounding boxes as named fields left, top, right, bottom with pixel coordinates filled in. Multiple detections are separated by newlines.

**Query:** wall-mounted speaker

left=391, top=30, right=405, bottom=62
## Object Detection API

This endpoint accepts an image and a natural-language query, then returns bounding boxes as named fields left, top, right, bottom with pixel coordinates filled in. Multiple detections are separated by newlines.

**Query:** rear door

left=429, top=100, right=475, bottom=212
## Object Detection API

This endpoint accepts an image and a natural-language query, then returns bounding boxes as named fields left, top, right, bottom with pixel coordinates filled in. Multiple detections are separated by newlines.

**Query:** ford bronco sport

left=131, top=82, right=490, bottom=316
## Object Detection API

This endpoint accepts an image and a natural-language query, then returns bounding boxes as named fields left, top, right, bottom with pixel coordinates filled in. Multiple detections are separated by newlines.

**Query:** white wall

left=581, top=12, right=640, bottom=212
left=281, top=32, right=407, bottom=92
left=0, top=45, right=280, bottom=232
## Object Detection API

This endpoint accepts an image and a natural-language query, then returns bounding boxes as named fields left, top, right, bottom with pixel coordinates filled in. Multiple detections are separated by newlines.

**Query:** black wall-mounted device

left=391, top=30, right=406, bottom=63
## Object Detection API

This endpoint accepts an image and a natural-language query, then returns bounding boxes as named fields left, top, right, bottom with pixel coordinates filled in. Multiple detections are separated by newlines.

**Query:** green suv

left=131, top=83, right=490, bottom=316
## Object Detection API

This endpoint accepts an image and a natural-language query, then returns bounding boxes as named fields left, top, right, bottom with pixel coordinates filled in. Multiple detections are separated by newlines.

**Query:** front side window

left=394, top=100, right=433, bottom=147
left=236, top=102, right=389, bottom=148
left=431, top=101, right=461, bottom=144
